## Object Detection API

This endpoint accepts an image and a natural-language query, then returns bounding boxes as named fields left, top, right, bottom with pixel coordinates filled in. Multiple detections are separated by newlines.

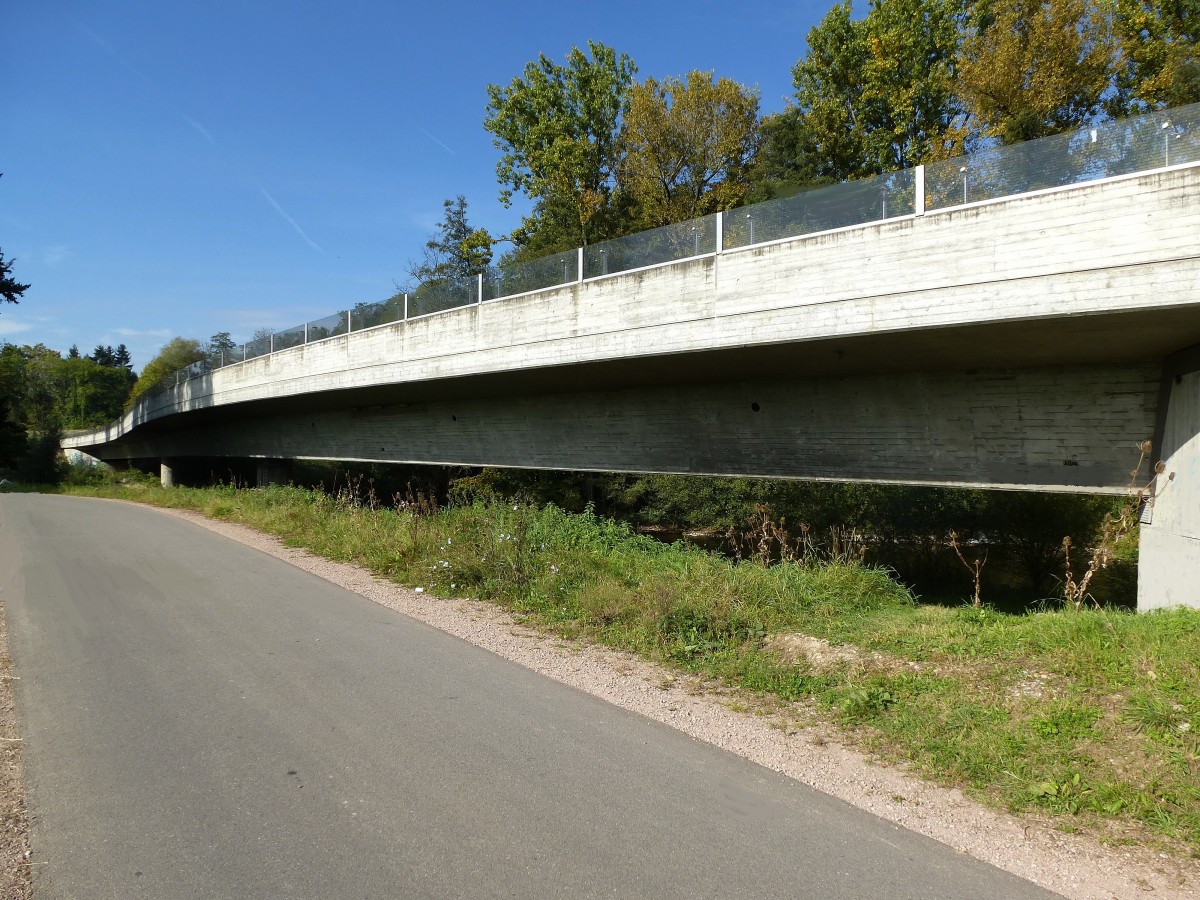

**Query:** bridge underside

left=84, top=360, right=1161, bottom=494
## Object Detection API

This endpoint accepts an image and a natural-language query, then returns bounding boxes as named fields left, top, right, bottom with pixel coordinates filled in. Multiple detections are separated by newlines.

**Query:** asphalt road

left=0, top=494, right=1058, bottom=899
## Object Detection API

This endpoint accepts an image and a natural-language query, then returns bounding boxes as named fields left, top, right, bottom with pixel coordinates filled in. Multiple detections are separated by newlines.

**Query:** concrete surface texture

left=1140, top=354, right=1200, bottom=609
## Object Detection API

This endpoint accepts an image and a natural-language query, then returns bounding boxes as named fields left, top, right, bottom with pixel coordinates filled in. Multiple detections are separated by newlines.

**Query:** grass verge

left=57, top=479, right=1200, bottom=856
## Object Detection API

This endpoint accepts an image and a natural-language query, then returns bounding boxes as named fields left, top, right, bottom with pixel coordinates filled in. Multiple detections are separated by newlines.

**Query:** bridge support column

left=1139, top=348, right=1200, bottom=610
left=160, top=458, right=175, bottom=489
left=255, top=459, right=292, bottom=488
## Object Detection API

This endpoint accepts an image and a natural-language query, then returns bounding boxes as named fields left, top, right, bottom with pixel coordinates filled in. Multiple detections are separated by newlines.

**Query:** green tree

left=0, top=247, right=30, bottom=308
left=779, top=0, right=970, bottom=184
left=207, top=331, right=237, bottom=365
left=407, top=196, right=494, bottom=285
left=0, top=344, right=29, bottom=469
left=56, top=356, right=136, bottom=428
left=959, top=0, right=1116, bottom=144
left=617, top=71, right=760, bottom=227
left=484, top=41, right=637, bottom=253
left=747, top=108, right=830, bottom=200
left=126, top=337, right=205, bottom=408
left=1112, top=0, right=1200, bottom=111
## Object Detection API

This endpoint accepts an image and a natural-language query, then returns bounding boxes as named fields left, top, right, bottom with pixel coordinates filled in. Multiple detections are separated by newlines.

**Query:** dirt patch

left=765, top=631, right=889, bottom=672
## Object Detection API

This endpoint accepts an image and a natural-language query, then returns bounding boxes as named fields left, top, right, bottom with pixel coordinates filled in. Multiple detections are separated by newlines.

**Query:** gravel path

left=48, top=501, right=1200, bottom=898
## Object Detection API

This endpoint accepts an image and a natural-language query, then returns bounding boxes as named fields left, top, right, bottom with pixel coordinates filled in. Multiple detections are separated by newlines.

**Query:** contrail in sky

left=259, top=187, right=326, bottom=255
left=417, top=126, right=455, bottom=155
left=69, top=12, right=328, bottom=256
left=181, top=115, right=216, bottom=145
left=67, top=13, right=217, bottom=145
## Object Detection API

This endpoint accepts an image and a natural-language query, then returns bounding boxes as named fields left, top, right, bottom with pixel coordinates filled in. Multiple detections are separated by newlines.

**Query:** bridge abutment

left=1139, top=349, right=1200, bottom=611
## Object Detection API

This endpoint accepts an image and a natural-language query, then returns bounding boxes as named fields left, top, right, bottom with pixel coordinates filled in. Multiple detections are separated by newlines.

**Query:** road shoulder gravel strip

left=0, top=589, right=31, bottom=899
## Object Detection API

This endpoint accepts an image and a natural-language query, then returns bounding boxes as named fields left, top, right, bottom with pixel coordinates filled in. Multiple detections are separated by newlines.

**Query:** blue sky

left=3, top=0, right=828, bottom=368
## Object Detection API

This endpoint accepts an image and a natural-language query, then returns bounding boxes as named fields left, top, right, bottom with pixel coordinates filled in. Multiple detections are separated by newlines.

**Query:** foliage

left=406, top=196, right=494, bottom=288
left=617, top=71, right=760, bottom=227
left=1111, top=0, right=1200, bottom=112
left=783, top=0, right=970, bottom=183
left=484, top=41, right=637, bottom=252
left=0, top=246, right=30, bottom=309
left=207, top=331, right=237, bottom=365
left=0, top=341, right=136, bottom=480
left=126, top=337, right=205, bottom=408
left=52, top=356, right=136, bottom=427
left=90, top=344, right=133, bottom=370
left=60, top=456, right=119, bottom=486
left=959, top=0, right=1116, bottom=144
left=16, top=427, right=66, bottom=484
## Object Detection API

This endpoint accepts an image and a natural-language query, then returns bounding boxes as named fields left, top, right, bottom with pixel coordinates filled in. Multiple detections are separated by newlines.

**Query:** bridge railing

left=722, top=168, right=918, bottom=249
left=142, top=101, right=1200, bottom=406
left=927, top=105, right=1200, bottom=208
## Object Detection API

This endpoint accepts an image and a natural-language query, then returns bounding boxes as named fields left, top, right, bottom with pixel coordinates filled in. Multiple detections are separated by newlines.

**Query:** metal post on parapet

left=577, top=247, right=584, bottom=283
left=915, top=165, right=925, bottom=216
left=270, top=333, right=274, bottom=354
left=477, top=273, right=484, bottom=304
left=403, top=293, right=409, bottom=320
left=304, top=323, right=308, bottom=344
left=715, top=211, right=723, bottom=253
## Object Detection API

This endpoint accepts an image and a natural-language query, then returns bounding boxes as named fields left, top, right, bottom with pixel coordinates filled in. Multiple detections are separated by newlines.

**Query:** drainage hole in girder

left=751, top=402, right=761, bottom=412
left=452, top=414, right=457, bottom=422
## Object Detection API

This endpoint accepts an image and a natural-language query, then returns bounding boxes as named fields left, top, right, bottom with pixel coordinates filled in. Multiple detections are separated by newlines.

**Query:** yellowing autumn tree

left=617, top=72, right=760, bottom=228
left=1112, top=0, right=1200, bottom=112
left=959, top=0, right=1116, bottom=143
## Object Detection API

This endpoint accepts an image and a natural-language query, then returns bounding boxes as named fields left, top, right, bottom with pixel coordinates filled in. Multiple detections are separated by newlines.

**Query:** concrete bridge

left=65, top=117, right=1200, bottom=611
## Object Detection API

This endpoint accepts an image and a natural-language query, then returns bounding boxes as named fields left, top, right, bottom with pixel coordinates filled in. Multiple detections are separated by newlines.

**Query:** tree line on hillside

left=0, top=342, right=137, bottom=482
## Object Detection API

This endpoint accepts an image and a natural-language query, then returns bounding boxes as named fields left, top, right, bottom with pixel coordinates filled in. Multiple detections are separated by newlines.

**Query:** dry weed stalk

left=1061, top=439, right=1165, bottom=610
left=948, top=530, right=987, bottom=608
left=726, top=505, right=865, bottom=566
left=727, top=504, right=803, bottom=564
